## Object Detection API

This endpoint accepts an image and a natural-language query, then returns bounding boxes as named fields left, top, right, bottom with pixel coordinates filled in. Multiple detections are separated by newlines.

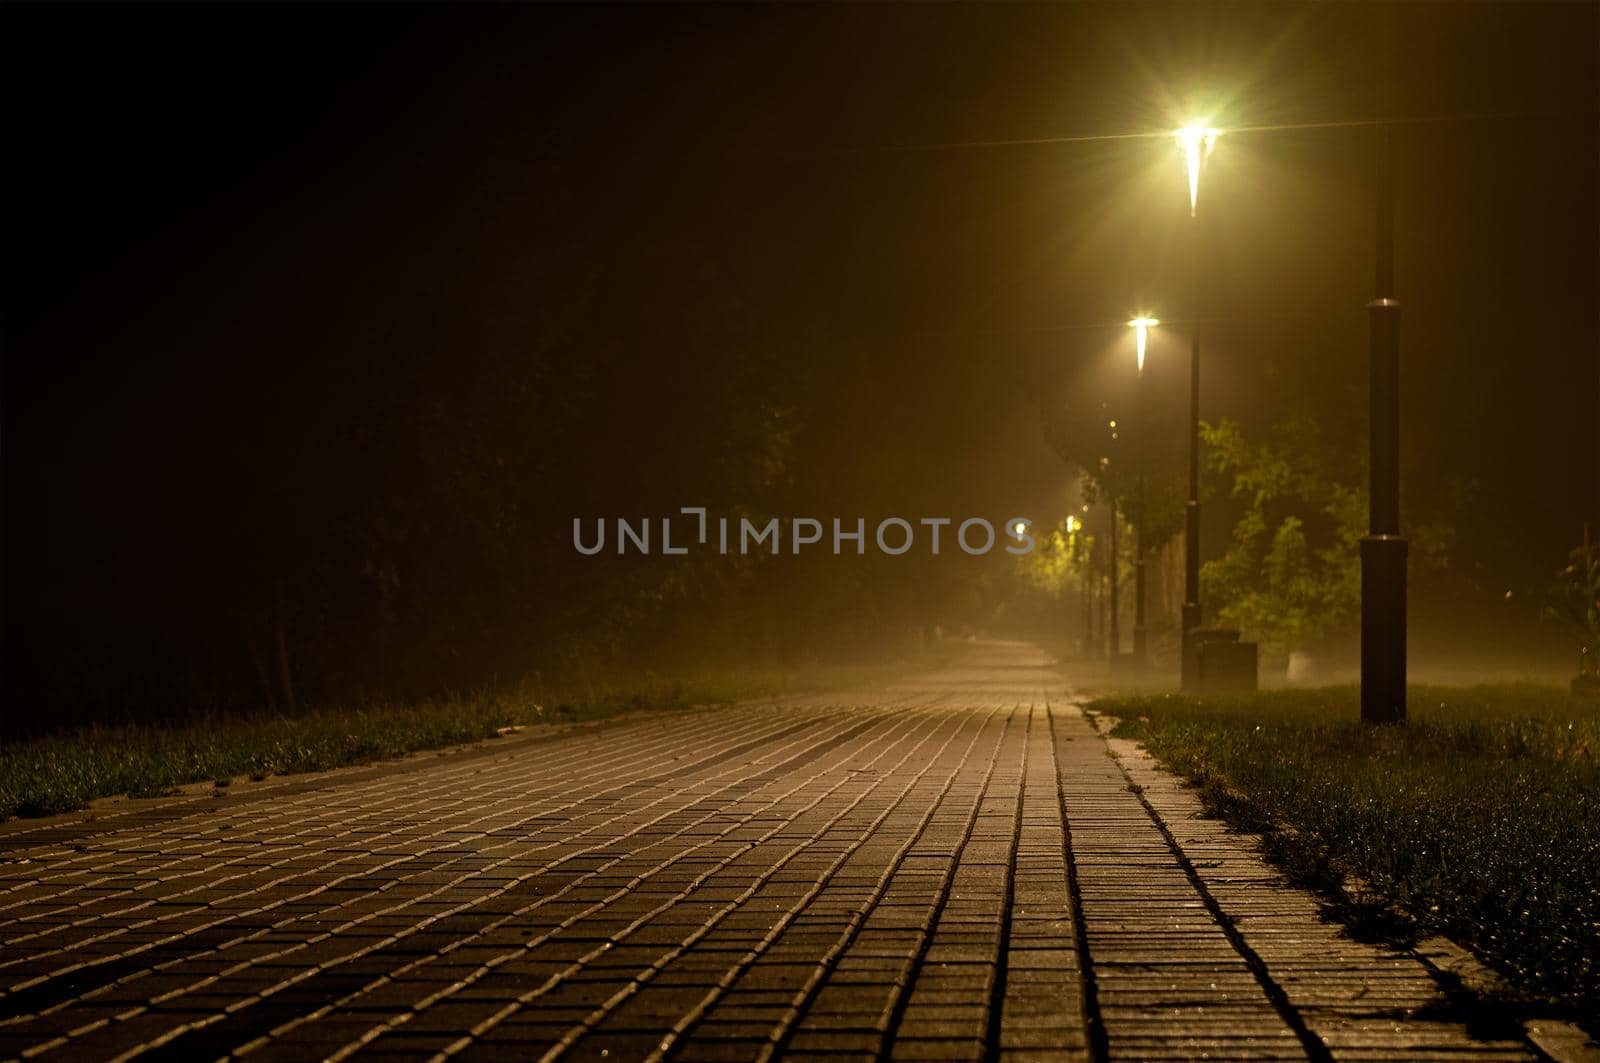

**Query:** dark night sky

left=3, top=2, right=1597, bottom=701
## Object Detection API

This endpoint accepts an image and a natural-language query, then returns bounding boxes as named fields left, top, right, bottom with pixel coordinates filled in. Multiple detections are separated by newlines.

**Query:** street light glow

left=1065, top=515, right=1078, bottom=534
left=1176, top=121, right=1221, bottom=216
left=1128, top=316, right=1159, bottom=373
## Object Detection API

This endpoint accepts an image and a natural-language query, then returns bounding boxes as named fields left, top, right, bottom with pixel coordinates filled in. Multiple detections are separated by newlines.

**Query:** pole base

left=1179, top=603, right=1203, bottom=689
left=1360, top=534, right=1408, bottom=724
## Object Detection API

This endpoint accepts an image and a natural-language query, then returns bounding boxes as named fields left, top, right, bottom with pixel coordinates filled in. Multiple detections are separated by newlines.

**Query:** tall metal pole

left=1080, top=532, right=1093, bottom=658
left=1109, top=500, right=1121, bottom=658
left=1361, top=4, right=1407, bottom=724
left=1181, top=210, right=1204, bottom=688
left=1133, top=360, right=1148, bottom=664
left=1096, top=535, right=1107, bottom=657
left=1071, top=525, right=1084, bottom=656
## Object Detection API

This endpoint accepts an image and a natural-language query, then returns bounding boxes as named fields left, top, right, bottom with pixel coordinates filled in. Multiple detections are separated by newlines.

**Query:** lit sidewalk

left=0, top=643, right=1538, bottom=1061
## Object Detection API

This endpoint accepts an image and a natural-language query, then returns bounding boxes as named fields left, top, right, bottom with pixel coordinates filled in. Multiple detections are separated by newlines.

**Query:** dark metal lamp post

left=1108, top=495, right=1120, bottom=658
left=1066, top=515, right=1084, bottom=656
left=1176, top=123, right=1219, bottom=690
left=1361, top=10, right=1407, bottom=724
left=1129, top=316, right=1158, bottom=666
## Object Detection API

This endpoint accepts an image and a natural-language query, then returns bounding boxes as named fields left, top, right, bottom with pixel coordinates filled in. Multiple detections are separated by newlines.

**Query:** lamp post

left=1362, top=12, right=1406, bottom=724
left=1108, top=495, right=1120, bottom=659
left=1095, top=532, right=1105, bottom=657
left=1078, top=506, right=1094, bottom=657
left=1176, top=122, right=1219, bottom=690
left=1066, top=515, right=1082, bottom=655
left=1095, top=502, right=1108, bottom=657
left=1128, top=316, right=1158, bottom=665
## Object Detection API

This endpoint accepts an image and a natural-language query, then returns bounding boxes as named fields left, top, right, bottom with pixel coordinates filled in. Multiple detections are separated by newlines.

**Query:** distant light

left=1014, top=521, right=1028, bottom=536
left=1176, top=121, right=1221, bottom=217
left=1128, top=316, right=1159, bottom=373
left=1108, top=419, right=1117, bottom=429
left=1065, top=516, right=1078, bottom=534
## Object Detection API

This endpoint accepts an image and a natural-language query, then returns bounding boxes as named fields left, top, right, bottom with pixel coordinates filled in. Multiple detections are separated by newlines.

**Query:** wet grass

left=0, top=661, right=909, bottom=822
left=1093, top=684, right=1600, bottom=1017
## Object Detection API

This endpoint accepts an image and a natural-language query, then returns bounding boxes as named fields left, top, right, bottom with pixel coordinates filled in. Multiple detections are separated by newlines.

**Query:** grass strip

left=1093, top=684, right=1599, bottom=1018
left=0, top=660, right=914, bottom=821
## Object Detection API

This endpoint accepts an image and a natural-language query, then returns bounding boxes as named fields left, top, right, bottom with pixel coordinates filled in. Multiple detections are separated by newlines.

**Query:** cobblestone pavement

left=0, top=642, right=1543, bottom=1061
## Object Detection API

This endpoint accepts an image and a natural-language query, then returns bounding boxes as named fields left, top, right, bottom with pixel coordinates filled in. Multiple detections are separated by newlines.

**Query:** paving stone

left=0, top=644, right=1544, bottom=1060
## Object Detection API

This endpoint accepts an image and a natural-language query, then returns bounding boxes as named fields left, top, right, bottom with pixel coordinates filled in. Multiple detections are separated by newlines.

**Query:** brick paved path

left=0, top=642, right=1540, bottom=1061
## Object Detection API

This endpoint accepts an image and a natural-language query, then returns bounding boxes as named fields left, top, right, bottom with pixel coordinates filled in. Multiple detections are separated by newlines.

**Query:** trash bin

left=1197, top=638, right=1258, bottom=693
left=1184, top=627, right=1238, bottom=689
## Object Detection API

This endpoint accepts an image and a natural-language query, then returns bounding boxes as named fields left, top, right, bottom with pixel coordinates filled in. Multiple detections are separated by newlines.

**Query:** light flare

left=1176, top=122, right=1221, bottom=216
left=1128, top=316, right=1159, bottom=373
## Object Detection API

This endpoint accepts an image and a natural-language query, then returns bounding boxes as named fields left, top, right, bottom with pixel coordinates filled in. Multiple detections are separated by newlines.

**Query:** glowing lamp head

left=1065, top=516, right=1078, bottom=535
left=1128, top=316, right=1159, bottom=373
left=1175, top=121, right=1221, bottom=216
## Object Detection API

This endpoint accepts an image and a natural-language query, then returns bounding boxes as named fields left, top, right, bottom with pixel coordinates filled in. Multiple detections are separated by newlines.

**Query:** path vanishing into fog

left=0, top=642, right=1544, bottom=1061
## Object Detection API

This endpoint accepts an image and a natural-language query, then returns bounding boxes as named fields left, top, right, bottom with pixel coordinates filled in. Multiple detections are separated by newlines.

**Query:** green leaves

left=1199, top=417, right=1366, bottom=658
left=1016, top=519, right=1103, bottom=596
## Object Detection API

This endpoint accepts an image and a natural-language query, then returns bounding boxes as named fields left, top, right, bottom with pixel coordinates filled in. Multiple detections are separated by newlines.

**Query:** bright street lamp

left=1175, top=120, right=1221, bottom=689
left=1128, top=316, right=1159, bottom=374
left=1126, top=316, right=1158, bottom=665
left=1176, top=121, right=1220, bottom=218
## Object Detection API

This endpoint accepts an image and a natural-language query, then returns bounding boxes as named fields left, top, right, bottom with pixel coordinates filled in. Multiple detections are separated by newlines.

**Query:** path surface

left=0, top=642, right=1540, bottom=1061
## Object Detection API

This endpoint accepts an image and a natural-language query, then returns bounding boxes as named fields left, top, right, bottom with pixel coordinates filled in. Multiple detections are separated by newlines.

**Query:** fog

left=3, top=2, right=1595, bottom=735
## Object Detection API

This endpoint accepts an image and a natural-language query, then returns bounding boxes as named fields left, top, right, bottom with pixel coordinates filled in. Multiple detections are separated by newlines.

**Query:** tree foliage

left=1018, top=521, right=1093, bottom=597
left=1199, top=417, right=1366, bottom=658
